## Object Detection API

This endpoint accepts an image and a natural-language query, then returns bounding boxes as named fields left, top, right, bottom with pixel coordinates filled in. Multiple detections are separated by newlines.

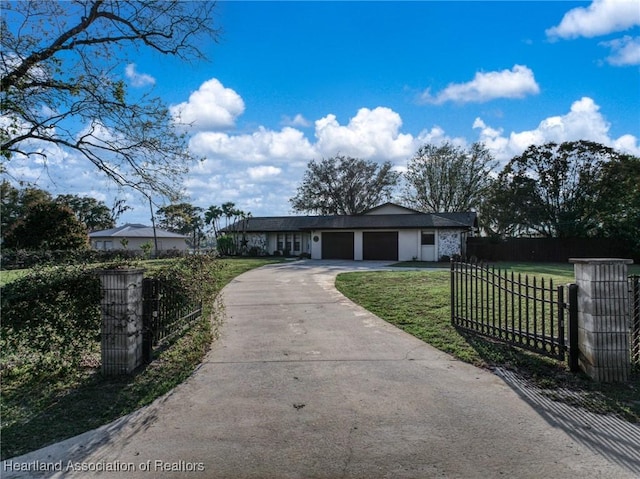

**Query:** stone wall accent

left=438, top=230, right=461, bottom=260
left=570, top=258, right=632, bottom=382
left=98, top=269, right=145, bottom=375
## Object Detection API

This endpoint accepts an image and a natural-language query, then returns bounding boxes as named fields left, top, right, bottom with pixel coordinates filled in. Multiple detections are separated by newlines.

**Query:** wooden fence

left=467, top=237, right=638, bottom=263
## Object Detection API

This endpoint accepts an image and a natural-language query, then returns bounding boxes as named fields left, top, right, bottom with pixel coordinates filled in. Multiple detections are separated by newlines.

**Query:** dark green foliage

left=483, top=141, right=634, bottom=239
left=147, top=254, right=224, bottom=310
left=1, top=265, right=102, bottom=374
left=3, top=202, right=89, bottom=250
left=55, top=194, right=115, bottom=231
left=216, top=234, right=236, bottom=256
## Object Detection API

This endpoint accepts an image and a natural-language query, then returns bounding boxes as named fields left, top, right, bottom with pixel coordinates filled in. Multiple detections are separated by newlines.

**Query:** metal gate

left=142, top=277, right=203, bottom=362
left=451, top=260, right=579, bottom=370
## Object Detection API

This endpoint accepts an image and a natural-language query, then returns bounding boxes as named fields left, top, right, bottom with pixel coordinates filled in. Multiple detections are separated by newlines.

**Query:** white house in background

left=89, top=224, right=188, bottom=252
left=224, top=203, right=477, bottom=261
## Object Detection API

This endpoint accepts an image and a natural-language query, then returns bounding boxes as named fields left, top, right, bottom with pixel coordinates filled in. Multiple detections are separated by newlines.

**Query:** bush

left=216, top=235, right=235, bottom=256
left=147, top=254, right=224, bottom=311
left=1, top=264, right=102, bottom=375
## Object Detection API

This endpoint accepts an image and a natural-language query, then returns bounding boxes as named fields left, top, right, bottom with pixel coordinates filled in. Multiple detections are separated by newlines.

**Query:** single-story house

left=89, top=224, right=188, bottom=252
left=225, top=203, right=477, bottom=261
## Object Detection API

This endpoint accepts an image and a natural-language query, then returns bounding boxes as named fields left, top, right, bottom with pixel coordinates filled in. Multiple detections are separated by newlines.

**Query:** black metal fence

left=631, top=275, right=640, bottom=367
left=142, top=277, right=203, bottom=362
left=451, top=260, right=578, bottom=369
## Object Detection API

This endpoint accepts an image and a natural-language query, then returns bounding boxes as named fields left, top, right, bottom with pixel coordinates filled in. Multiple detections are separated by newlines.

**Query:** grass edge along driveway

left=335, top=267, right=640, bottom=423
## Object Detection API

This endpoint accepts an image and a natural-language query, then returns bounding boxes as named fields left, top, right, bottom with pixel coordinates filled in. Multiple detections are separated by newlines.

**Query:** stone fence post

left=570, top=258, right=632, bottom=382
left=97, top=268, right=145, bottom=375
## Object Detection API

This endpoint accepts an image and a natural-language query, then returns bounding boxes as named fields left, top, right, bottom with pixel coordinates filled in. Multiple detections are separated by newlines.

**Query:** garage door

left=322, top=232, right=354, bottom=259
left=363, top=232, right=398, bottom=261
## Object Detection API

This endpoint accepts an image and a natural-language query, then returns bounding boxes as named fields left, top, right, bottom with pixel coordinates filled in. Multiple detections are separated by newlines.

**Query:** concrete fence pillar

left=97, top=268, right=145, bottom=375
left=570, top=258, right=632, bottom=382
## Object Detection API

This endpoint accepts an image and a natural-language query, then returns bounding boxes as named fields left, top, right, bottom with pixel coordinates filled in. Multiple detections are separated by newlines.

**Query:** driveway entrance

left=5, top=260, right=638, bottom=478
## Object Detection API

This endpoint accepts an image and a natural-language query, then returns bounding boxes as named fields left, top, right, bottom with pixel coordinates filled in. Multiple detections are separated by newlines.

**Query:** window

left=104, top=241, right=113, bottom=250
left=293, top=234, right=301, bottom=252
left=277, top=234, right=284, bottom=251
left=285, top=234, right=292, bottom=252
left=421, top=232, right=435, bottom=245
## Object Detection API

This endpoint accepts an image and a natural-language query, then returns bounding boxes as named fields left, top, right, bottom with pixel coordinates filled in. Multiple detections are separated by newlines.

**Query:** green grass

left=336, top=269, right=640, bottom=423
left=0, top=257, right=283, bottom=460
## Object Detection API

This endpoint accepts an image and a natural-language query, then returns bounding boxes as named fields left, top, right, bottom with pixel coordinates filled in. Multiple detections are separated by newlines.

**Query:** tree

left=3, top=202, right=89, bottom=250
left=1, top=1, right=219, bottom=200
left=55, top=194, right=115, bottom=231
left=1, top=181, right=52, bottom=238
left=402, top=142, right=496, bottom=213
left=588, top=153, right=640, bottom=250
left=483, top=141, right=624, bottom=238
left=204, top=205, right=223, bottom=237
left=290, top=155, right=400, bottom=215
left=156, top=202, right=203, bottom=248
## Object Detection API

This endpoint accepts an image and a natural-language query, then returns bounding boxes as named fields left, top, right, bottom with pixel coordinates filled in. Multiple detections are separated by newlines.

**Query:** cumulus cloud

left=314, top=107, right=415, bottom=160
left=170, top=79, right=245, bottom=130
left=473, top=97, right=640, bottom=162
left=247, top=165, right=282, bottom=180
left=188, top=126, right=315, bottom=163
left=125, top=64, right=155, bottom=87
left=600, top=35, right=640, bottom=65
left=420, top=65, right=540, bottom=104
left=546, top=0, right=640, bottom=39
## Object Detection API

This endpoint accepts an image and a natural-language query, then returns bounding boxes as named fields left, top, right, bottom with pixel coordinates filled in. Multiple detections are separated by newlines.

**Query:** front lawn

left=0, top=257, right=283, bottom=460
left=335, top=268, right=640, bottom=422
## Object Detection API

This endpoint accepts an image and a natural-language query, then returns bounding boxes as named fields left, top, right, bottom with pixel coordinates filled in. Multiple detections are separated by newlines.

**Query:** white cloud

left=170, top=79, right=245, bottom=131
left=420, top=65, right=540, bottom=104
left=188, top=126, right=315, bottom=163
left=282, top=114, right=311, bottom=128
left=600, top=35, right=640, bottom=65
left=546, top=0, right=640, bottom=39
left=247, top=165, right=282, bottom=180
left=473, top=97, right=640, bottom=163
left=314, top=107, right=415, bottom=160
left=125, top=64, right=155, bottom=87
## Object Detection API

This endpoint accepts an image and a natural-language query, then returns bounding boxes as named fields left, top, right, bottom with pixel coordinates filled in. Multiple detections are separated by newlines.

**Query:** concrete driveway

left=3, top=260, right=639, bottom=478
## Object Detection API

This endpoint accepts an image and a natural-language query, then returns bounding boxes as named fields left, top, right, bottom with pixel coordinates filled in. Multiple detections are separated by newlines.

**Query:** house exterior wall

left=437, top=229, right=462, bottom=259
left=365, top=204, right=415, bottom=215
left=399, top=230, right=419, bottom=261
left=245, top=233, right=269, bottom=254
left=308, top=228, right=465, bottom=261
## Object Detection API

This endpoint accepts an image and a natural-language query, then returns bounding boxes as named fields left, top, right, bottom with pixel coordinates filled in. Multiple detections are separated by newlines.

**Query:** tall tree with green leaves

left=1, top=181, right=52, bottom=239
left=55, top=194, right=115, bottom=231
left=290, top=155, right=400, bottom=215
left=402, top=142, right=496, bottom=213
left=1, top=1, right=219, bottom=200
left=483, top=140, right=627, bottom=238
left=3, top=202, right=88, bottom=250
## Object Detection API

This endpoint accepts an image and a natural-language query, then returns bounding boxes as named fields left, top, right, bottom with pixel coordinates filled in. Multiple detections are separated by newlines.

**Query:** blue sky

left=5, top=0, right=640, bottom=225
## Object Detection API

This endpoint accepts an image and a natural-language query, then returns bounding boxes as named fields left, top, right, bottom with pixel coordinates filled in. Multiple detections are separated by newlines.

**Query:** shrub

left=216, top=235, right=235, bottom=256
left=0, top=264, right=102, bottom=375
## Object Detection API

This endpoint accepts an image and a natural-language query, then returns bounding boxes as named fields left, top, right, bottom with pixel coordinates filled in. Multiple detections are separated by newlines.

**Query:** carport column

left=570, top=258, right=632, bottom=382
left=98, top=268, right=145, bottom=375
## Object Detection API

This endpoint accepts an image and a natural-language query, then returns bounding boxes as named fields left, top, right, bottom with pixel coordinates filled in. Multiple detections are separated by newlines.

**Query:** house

left=89, top=224, right=188, bottom=252
left=226, top=203, right=477, bottom=261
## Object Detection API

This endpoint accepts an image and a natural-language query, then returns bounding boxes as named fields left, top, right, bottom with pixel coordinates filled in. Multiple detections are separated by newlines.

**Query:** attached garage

left=363, top=231, right=398, bottom=261
left=321, top=232, right=354, bottom=259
